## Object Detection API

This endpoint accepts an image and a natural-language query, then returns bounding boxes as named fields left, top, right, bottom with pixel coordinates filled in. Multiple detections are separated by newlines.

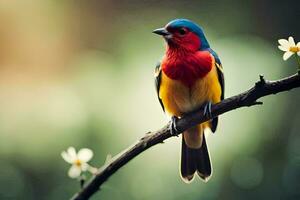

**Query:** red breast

left=162, top=50, right=213, bottom=87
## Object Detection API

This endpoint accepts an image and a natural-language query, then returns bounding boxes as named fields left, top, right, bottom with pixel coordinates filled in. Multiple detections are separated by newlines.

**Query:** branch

left=71, top=73, right=300, bottom=200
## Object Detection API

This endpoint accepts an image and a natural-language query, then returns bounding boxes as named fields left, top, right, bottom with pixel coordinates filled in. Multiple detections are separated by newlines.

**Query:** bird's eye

left=178, top=28, right=187, bottom=36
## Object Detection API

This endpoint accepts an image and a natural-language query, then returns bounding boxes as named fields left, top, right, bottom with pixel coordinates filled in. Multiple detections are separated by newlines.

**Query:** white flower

left=61, top=147, right=94, bottom=178
left=278, top=36, right=300, bottom=60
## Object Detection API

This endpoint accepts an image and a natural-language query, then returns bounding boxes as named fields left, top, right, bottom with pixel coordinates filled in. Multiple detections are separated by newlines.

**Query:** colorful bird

left=153, top=19, right=224, bottom=182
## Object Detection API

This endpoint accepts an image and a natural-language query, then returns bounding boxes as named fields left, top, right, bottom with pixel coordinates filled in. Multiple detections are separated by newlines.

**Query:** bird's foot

left=170, top=116, right=180, bottom=136
left=203, top=101, right=213, bottom=119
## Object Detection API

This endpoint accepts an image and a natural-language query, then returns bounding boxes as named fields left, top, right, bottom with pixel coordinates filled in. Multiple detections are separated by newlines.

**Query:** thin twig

left=71, top=73, right=300, bottom=200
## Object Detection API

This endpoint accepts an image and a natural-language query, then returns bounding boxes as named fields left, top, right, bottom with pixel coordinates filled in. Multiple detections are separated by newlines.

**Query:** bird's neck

left=162, top=48, right=213, bottom=87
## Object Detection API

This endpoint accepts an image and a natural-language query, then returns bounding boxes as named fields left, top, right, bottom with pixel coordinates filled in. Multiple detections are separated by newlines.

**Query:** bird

left=153, top=19, right=224, bottom=182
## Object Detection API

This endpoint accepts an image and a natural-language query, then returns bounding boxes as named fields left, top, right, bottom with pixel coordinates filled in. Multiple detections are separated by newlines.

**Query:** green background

left=0, top=0, right=299, bottom=199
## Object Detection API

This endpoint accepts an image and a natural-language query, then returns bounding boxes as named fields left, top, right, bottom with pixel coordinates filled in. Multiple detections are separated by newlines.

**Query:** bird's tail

left=180, top=125, right=212, bottom=182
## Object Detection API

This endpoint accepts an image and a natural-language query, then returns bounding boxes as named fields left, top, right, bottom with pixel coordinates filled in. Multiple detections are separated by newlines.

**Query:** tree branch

left=71, top=73, right=300, bottom=200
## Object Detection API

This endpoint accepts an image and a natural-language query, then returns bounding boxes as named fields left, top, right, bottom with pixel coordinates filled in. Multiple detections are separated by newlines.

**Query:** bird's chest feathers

left=161, top=50, right=213, bottom=87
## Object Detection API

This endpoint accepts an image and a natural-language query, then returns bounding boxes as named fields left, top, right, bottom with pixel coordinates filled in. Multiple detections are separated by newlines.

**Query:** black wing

left=208, top=48, right=224, bottom=100
left=211, top=55, right=225, bottom=133
left=154, top=62, right=165, bottom=112
left=216, top=62, right=225, bottom=100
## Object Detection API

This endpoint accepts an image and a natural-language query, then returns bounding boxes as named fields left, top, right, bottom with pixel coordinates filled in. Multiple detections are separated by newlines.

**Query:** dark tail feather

left=180, top=134, right=212, bottom=182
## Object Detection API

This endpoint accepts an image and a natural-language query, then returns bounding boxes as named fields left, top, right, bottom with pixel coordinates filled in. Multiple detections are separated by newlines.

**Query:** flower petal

left=278, top=39, right=289, bottom=47
left=67, top=147, right=77, bottom=160
left=297, top=51, right=300, bottom=56
left=289, top=36, right=296, bottom=46
left=81, top=163, right=89, bottom=171
left=88, top=166, right=98, bottom=174
left=278, top=45, right=288, bottom=51
left=288, top=36, right=295, bottom=46
left=77, top=148, right=93, bottom=162
left=68, top=165, right=81, bottom=178
left=283, top=51, right=294, bottom=60
left=297, top=42, right=300, bottom=48
left=61, top=151, right=73, bottom=164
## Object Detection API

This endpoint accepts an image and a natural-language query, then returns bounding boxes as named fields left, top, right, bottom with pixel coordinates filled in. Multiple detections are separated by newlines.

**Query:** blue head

left=153, top=19, right=210, bottom=51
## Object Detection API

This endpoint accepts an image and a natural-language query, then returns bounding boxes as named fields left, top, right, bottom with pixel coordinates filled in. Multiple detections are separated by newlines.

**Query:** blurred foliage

left=0, top=0, right=299, bottom=199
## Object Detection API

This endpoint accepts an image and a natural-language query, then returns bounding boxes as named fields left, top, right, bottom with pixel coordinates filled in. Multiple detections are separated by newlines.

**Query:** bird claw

left=203, top=101, right=213, bottom=119
left=170, top=116, right=180, bottom=136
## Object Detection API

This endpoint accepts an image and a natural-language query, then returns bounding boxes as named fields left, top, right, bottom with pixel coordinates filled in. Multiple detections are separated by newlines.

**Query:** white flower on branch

left=278, top=36, right=300, bottom=60
left=61, top=147, right=97, bottom=178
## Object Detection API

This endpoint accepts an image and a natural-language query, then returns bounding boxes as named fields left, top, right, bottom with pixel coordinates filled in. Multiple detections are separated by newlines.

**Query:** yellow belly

left=159, top=64, right=222, bottom=117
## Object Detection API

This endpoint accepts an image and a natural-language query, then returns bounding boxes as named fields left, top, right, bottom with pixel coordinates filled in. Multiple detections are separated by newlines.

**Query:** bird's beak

left=152, top=28, right=171, bottom=37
